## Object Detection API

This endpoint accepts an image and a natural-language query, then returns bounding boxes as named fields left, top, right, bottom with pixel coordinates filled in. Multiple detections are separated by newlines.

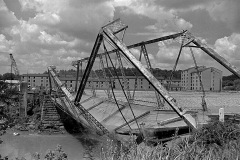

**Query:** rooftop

left=21, top=74, right=49, bottom=77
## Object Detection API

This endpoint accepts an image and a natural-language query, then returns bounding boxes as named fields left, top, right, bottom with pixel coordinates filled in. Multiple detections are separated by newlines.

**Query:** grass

left=100, top=120, right=240, bottom=160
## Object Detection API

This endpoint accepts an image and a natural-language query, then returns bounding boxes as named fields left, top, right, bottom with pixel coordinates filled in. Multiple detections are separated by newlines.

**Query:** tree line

left=45, top=68, right=182, bottom=80
left=222, top=74, right=240, bottom=90
left=0, top=73, right=19, bottom=81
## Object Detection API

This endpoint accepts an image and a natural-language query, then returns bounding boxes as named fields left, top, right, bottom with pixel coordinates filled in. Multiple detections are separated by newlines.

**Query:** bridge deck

left=53, top=92, right=207, bottom=141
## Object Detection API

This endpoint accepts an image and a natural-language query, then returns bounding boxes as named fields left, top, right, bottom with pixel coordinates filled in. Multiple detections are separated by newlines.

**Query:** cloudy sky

left=0, top=0, right=239, bottom=75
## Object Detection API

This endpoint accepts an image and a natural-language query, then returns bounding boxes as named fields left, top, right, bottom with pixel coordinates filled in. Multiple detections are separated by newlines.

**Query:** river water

left=0, top=129, right=100, bottom=160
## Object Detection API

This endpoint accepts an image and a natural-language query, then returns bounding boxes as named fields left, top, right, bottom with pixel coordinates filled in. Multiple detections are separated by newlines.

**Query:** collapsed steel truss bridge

left=48, top=19, right=240, bottom=142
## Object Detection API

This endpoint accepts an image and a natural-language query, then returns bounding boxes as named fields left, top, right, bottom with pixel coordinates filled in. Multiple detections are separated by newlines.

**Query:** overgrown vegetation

left=101, top=120, right=240, bottom=160
left=0, top=81, right=19, bottom=106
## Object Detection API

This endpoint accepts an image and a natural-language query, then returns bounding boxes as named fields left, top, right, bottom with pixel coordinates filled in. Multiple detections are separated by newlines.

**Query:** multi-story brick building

left=21, top=74, right=182, bottom=91
left=21, top=74, right=49, bottom=88
left=181, top=66, right=222, bottom=91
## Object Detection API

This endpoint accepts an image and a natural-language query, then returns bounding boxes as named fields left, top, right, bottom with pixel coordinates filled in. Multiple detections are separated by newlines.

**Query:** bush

left=101, top=120, right=240, bottom=160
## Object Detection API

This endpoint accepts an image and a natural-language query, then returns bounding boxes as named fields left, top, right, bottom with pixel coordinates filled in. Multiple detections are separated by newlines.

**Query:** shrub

left=101, top=120, right=240, bottom=160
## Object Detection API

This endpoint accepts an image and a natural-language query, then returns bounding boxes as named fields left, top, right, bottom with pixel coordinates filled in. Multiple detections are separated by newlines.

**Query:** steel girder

left=102, top=25, right=197, bottom=129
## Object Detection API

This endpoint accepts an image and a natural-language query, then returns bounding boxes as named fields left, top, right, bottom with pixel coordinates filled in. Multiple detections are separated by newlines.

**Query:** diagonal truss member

left=116, top=51, right=132, bottom=100
left=48, top=65, right=109, bottom=135
left=140, top=44, right=165, bottom=108
left=74, top=20, right=197, bottom=129
left=101, top=21, right=197, bottom=129
left=73, top=19, right=240, bottom=131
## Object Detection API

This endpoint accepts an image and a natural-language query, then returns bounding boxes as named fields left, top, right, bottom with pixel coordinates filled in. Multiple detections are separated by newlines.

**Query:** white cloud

left=155, top=39, right=215, bottom=70
left=206, top=0, right=240, bottom=31
left=0, top=0, right=116, bottom=74
left=19, top=0, right=68, bottom=13
left=0, top=0, right=19, bottom=29
left=214, top=33, right=240, bottom=63
left=9, top=20, right=40, bottom=42
left=32, top=13, right=61, bottom=25
left=114, top=0, right=193, bottom=32
left=175, top=18, right=192, bottom=30
left=0, top=54, right=8, bottom=62
left=153, top=33, right=240, bottom=73
left=0, top=34, right=15, bottom=52
left=1, top=0, right=239, bottom=76
left=38, top=31, right=73, bottom=46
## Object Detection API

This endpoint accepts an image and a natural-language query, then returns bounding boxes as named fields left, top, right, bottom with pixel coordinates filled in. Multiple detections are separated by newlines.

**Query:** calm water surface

left=0, top=129, right=90, bottom=160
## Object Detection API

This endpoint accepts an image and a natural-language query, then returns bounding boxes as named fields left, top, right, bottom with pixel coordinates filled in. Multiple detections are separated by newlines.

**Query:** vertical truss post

left=99, top=54, right=111, bottom=98
left=168, top=40, right=184, bottom=91
left=48, top=69, right=53, bottom=95
left=90, top=71, right=96, bottom=96
left=75, top=61, right=80, bottom=92
left=48, top=66, right=75, bottom=101
left=141, top=44, right=165, bottom=108
left=132, top=51, right=142, bottom=99
left=190, top=48, right=207, bottom=111
left=102, top=27, right=197, bottom=129
left=116, top=51, right=132, bottom=100
left=75, top=33, right=103, bottom=103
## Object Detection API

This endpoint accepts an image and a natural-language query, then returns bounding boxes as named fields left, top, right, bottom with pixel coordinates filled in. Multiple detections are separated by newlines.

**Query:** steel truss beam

left=102, top=24, right=197, bottom=129
left=140, top=44, right=165, bottom=108
left=192, top=40, right=240, bottom=78
left=116, top=51, right=132, bottom=100
left=48, top=65, right=109, bottom=135
left=72, top=31, right=185, bottom=66
left=48, top=66, right=75, bottom=101
left=75, top=33, right=103, bottom=103
left=99, top=54, right=111, bottom=98
left=181, top=31, right=240, bottom=78
left=75, top=61, right=81, bottom=92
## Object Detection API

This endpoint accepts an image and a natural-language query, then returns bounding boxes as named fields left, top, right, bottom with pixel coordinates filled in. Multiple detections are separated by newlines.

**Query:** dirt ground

left=90, top=90, right=240, bottom=114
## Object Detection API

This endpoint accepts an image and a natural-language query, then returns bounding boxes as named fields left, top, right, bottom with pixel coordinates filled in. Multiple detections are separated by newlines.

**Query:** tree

left=0, top=81, right=19, bottom=105
left=0, top=81, right=8, bottom=92
left=222, top=80, right=233, bottom=87
left=3, top=73, right=15, bottom=80
left=233, top=79, right=240, bottom=91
